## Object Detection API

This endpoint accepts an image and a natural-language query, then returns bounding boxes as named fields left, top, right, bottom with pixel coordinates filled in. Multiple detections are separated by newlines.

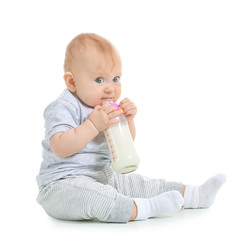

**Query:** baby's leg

left=112, top=171, right=183, bottom=198
left=111, top=171, right=226, bottom=220
left=37, top=173, right=134, bottom=223
left=111, top=171, right=184, bottom=220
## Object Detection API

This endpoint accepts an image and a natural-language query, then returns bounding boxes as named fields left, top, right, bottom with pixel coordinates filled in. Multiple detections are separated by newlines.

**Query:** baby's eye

left=95, top=77, right=104, bottom=84
left=113, top=76, right=120, bottom=83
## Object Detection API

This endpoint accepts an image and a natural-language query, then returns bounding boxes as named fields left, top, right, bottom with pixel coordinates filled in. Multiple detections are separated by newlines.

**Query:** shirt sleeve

left=44, top=99, right=80, bottom=140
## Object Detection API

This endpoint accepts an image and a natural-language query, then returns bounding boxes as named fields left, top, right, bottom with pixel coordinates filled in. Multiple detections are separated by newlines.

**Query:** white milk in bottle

left=103, top=100, right=140, bottom=173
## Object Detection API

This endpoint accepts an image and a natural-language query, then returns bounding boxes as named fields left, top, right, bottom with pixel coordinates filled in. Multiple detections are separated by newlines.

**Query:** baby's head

left=64, top=33, right=122, bottom=108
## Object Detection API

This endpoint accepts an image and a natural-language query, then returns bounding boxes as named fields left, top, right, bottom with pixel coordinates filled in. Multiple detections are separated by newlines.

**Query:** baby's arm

left=50, top=104, right=123, bottom=158
left=128, top=120, right=136, bottom=141
left=119, top=98, right=137, bottom=141
left=50, top=119, right=98, bottom=157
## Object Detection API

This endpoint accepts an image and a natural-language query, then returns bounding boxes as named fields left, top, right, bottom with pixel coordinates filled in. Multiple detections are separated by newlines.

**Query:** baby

left=36, top=33, right=226, bottom=223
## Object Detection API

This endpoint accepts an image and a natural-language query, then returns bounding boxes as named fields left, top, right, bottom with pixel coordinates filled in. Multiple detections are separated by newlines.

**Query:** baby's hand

left=89, top=104, right=123, bottom=132
left=119, top=98, right=137, bottom=123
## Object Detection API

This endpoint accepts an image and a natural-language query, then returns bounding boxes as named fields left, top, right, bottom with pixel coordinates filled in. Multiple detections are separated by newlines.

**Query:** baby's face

left=72, top=49, right=122, bottom=108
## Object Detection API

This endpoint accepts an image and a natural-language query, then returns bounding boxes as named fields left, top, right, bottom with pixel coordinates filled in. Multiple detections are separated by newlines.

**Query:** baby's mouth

left=101, top=97, right=114, bottom=102
left=100, top=98, right=115, bottom=106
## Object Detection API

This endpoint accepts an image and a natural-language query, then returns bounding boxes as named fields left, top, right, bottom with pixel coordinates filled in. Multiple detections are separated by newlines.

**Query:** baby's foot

left=198, top=173, right=227, bottom=208
left=153, top=190, right=184, bottom=216
left=184, top=173, right=227, bottom=208
left=133, top=191, right=184, bottom=220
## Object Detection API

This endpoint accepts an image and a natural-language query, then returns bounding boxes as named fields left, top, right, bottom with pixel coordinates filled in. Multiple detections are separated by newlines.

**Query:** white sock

left=184, top=173, right=227, bottom=209
left=133, top=191, right=184, bottom=220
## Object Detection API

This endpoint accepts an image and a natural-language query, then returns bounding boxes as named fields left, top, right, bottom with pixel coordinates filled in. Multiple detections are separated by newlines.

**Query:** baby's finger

left=121, top=103, right=136, bottom=113
left=119, top=99, right=130, bottom=108
left=94, top=105, right=102, bottom=111
left=119, top=98, right=129, bottom=104
left=108, top=109, right=123, bottom=119
left=124, top=109, right=137, bottom=116
left=108, top=118, right=121, bottom=127
left=102, top=104, right=117, bottom=114
left=120, top=100, right=135, bottom=110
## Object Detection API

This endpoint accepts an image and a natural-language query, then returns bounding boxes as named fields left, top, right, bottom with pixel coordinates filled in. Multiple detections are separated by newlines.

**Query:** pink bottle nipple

left=102, top=99, right=119, bottom=109
left=110, top=102, right=119, bottom=110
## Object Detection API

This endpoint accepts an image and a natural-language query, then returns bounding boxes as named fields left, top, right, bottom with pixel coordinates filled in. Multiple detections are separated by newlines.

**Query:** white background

left=0, top=0, right=246, bottom=239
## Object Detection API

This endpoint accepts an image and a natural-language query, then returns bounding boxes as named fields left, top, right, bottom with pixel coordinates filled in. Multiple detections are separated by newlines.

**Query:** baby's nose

left=104, top=85, right=113, bottom=93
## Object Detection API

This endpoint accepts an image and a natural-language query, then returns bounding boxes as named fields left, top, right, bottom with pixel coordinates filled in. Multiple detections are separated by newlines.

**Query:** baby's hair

left=64, top=33, right=122, bottom=74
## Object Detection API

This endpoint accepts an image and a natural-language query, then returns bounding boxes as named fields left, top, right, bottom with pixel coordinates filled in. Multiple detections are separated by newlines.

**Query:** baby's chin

left=78, top=98, right=96, bottom=108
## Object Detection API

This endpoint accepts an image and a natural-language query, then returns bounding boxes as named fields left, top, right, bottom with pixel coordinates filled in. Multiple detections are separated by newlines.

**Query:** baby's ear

left=64, top=72, right=76, bottom=92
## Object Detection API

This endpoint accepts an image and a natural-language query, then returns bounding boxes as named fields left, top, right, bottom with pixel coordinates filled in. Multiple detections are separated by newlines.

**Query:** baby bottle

left=103, top=100, right=140, bottom=174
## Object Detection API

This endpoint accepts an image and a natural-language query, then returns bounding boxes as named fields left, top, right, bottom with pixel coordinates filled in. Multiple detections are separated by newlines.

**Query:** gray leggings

left=37, top=169, right=182, bottom=223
